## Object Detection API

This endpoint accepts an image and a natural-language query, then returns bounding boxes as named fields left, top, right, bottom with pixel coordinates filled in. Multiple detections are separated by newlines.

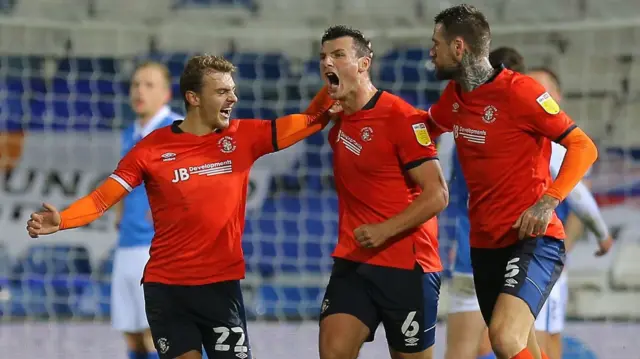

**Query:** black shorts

left=143, top=280, right=252, bottom=359
left=319, top=258, right=441, bottom=353
left=470, top=236, right=566, bottom=325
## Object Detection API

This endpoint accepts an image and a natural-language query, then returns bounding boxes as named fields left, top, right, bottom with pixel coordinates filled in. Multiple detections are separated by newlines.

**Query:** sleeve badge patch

left=412, top=123, right=431, bottom=146
left=536, top=92, right=560, bottom=115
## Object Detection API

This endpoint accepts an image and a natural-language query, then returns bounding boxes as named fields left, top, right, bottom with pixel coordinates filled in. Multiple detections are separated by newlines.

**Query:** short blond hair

left=134, top=61, right=172, bottom=87
left=180, top=55, right=236, bottom=109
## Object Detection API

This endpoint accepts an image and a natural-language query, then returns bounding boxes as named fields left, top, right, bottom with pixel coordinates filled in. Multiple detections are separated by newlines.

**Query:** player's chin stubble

left=434, top=64, right=460, bottom=81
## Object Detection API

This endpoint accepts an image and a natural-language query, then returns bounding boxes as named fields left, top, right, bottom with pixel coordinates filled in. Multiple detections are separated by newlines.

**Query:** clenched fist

left=354, top=223, right=392, bottom=248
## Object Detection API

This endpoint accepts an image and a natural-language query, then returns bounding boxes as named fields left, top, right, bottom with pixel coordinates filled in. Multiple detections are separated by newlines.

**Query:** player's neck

left=456, top=55, right=494, bottom=93
left=137, top=106, right=164, bottom=127
left=342, top=81, right=378, bottom=115
left=137, top=113, right=154, bottom=127
left=179, top=114, right=219, bottom=136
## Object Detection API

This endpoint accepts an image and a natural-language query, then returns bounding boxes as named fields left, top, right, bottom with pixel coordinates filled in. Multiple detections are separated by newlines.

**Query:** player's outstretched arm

left=355, top=160, right=449, bottom=248
left=26, top=177, right=128, bottom=238
left=272, top=86, right=337, bottom=151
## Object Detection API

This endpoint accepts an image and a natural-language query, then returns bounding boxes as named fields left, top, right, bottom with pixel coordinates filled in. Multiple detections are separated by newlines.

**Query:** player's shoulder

left=430, top=81, right=457, bottom=109
left=162, top=111, right=183, bottom=127
left=505, top=71, right=561, bottom=115
left=121, top=122, right=136, bottom=137
left=138, top=126, right=174, bottom=147
left=224, top=119, right=247, bottom=134
left=382, top=91, right=420, bottom=118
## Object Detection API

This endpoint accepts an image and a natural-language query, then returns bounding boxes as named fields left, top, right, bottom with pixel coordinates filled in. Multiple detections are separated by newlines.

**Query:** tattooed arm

left=512, top=195, right=560, bottom=240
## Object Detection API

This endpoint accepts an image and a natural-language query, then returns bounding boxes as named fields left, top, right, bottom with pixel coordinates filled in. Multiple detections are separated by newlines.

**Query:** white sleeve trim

left=549, top=164, right=609, bottom=242
left=109, top=174, right=133, bottom=192
left=437, top=132, right=455, bottom=183
left=428, top=107, right=450, bottom=131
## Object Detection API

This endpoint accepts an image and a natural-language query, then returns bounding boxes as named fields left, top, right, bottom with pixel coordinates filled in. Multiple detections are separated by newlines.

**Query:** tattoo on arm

left=529, top=195, right=561, bottom=228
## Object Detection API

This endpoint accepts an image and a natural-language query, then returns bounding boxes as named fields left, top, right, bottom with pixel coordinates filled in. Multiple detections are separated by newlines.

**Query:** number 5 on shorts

left=504, top=257, right=520, bottom=287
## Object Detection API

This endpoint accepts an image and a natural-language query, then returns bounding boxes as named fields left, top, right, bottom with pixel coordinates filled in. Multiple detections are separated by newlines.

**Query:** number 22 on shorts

left=213, top=326, right=248, bottom=356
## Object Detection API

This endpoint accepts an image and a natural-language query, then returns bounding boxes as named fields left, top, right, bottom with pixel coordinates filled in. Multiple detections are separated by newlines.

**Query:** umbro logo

left=161, top=152, right=176, bottom=162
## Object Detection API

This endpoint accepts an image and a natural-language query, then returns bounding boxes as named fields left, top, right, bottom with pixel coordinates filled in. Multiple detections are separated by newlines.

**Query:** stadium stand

left=0, top=0, right=640, bottom=357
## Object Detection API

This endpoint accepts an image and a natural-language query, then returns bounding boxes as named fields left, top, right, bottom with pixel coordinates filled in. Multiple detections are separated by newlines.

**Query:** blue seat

left=234, top=107, right=278, bottom=119
left=0, top=56, right=45, bottom=73
left=383, top=47, right=431, bottom=61
left=302, top=59, right=321, bottom=77
left=305, top=131, right=326, bottom=146
left=1, top=98, right=24, bottom=118
left=225, top=52, right=290, bottom=80
left=145, top=53, right=189, bottom=78
left=302, top=150, right=333, bottom=169
left=4, top=75, right=47, bottom=95
left=74, top=79, right=118, bottom=96
left=78, top=248, right=115, bottom=317
left=175, top=0, right=255, bottom=8
left=255, top=284, right=324, bottom=318
left=57, top=57, right=119, bottom=75
left=378, top=60, right=437, bottom=85
left=10, top=244, right=93, bottom=317
left=377, top=47, right=438, bottom=85
left=562, top=336, right=597, bottom=359
left=13, top=244, right=92, bottom=276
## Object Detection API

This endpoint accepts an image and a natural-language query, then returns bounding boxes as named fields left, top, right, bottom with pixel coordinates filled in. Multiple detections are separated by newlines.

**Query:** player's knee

left=143, top=329, right=157, bottom=353
left=319, top=339, right=359, bottom=359
left=488, top=324, right=527, bottom=358
left=319, top=326, right=362, bottom=359
left=124, top=332, right=148, bottom=352
left=390, top=347, right=433, bottom=359
left=319, top=314, right=369, bottom=359
left=445, top=342, right=478, bottom=359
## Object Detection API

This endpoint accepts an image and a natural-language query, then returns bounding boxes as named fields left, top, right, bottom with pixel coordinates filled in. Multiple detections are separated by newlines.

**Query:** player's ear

left=185, top=91, right=200, bottom=107
left=358, top=56, right=371, bottom=73
left=453, top=37, right=464, bottom=57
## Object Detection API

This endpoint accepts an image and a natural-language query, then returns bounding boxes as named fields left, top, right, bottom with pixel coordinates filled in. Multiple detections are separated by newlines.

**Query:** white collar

left=134, top=106, right=171, bottom=138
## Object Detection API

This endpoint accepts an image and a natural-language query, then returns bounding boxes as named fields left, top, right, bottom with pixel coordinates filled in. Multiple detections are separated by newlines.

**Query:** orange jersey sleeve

left=511, top=75, right=576, bottom=140
left=59, top=177, right=128, bottom=229
left=396, top=110, right=438, bottom=170
left=424, top=81, right=456, bottom=139
left=249, top=86, right=335, bottom=157
left=61, top=141, right=148, bottom=229
left=546, top=128, right=598, bottom=201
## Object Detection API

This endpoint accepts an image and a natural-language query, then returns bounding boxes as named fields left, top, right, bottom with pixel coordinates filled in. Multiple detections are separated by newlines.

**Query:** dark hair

left=489, top=47, right=526, bottom=73
left=321, top=25, right=373, bottom=59
left=434, top=4, right=491, bottom=58
left=528, top=66, right=561, bottom=90
left=179, top=55, right=236, bottom=110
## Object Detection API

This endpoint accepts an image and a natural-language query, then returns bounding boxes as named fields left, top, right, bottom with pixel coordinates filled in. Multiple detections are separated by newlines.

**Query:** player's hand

left=328, top=101, right=343, bottom=121
left=512, top=195, right=560, bottom=240
left=329, top=101, right=342, bottom=115
left=354, top=223, right=391, bottom=248
left=26, top=203, right=61, bottom=238
left=595, top=235, right=613, bottom=257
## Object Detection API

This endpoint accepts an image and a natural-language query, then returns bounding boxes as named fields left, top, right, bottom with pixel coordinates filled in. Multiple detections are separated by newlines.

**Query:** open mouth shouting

left=325, top=71, right=340, bottom=93
left=219, top=107, right=232, bottom=121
